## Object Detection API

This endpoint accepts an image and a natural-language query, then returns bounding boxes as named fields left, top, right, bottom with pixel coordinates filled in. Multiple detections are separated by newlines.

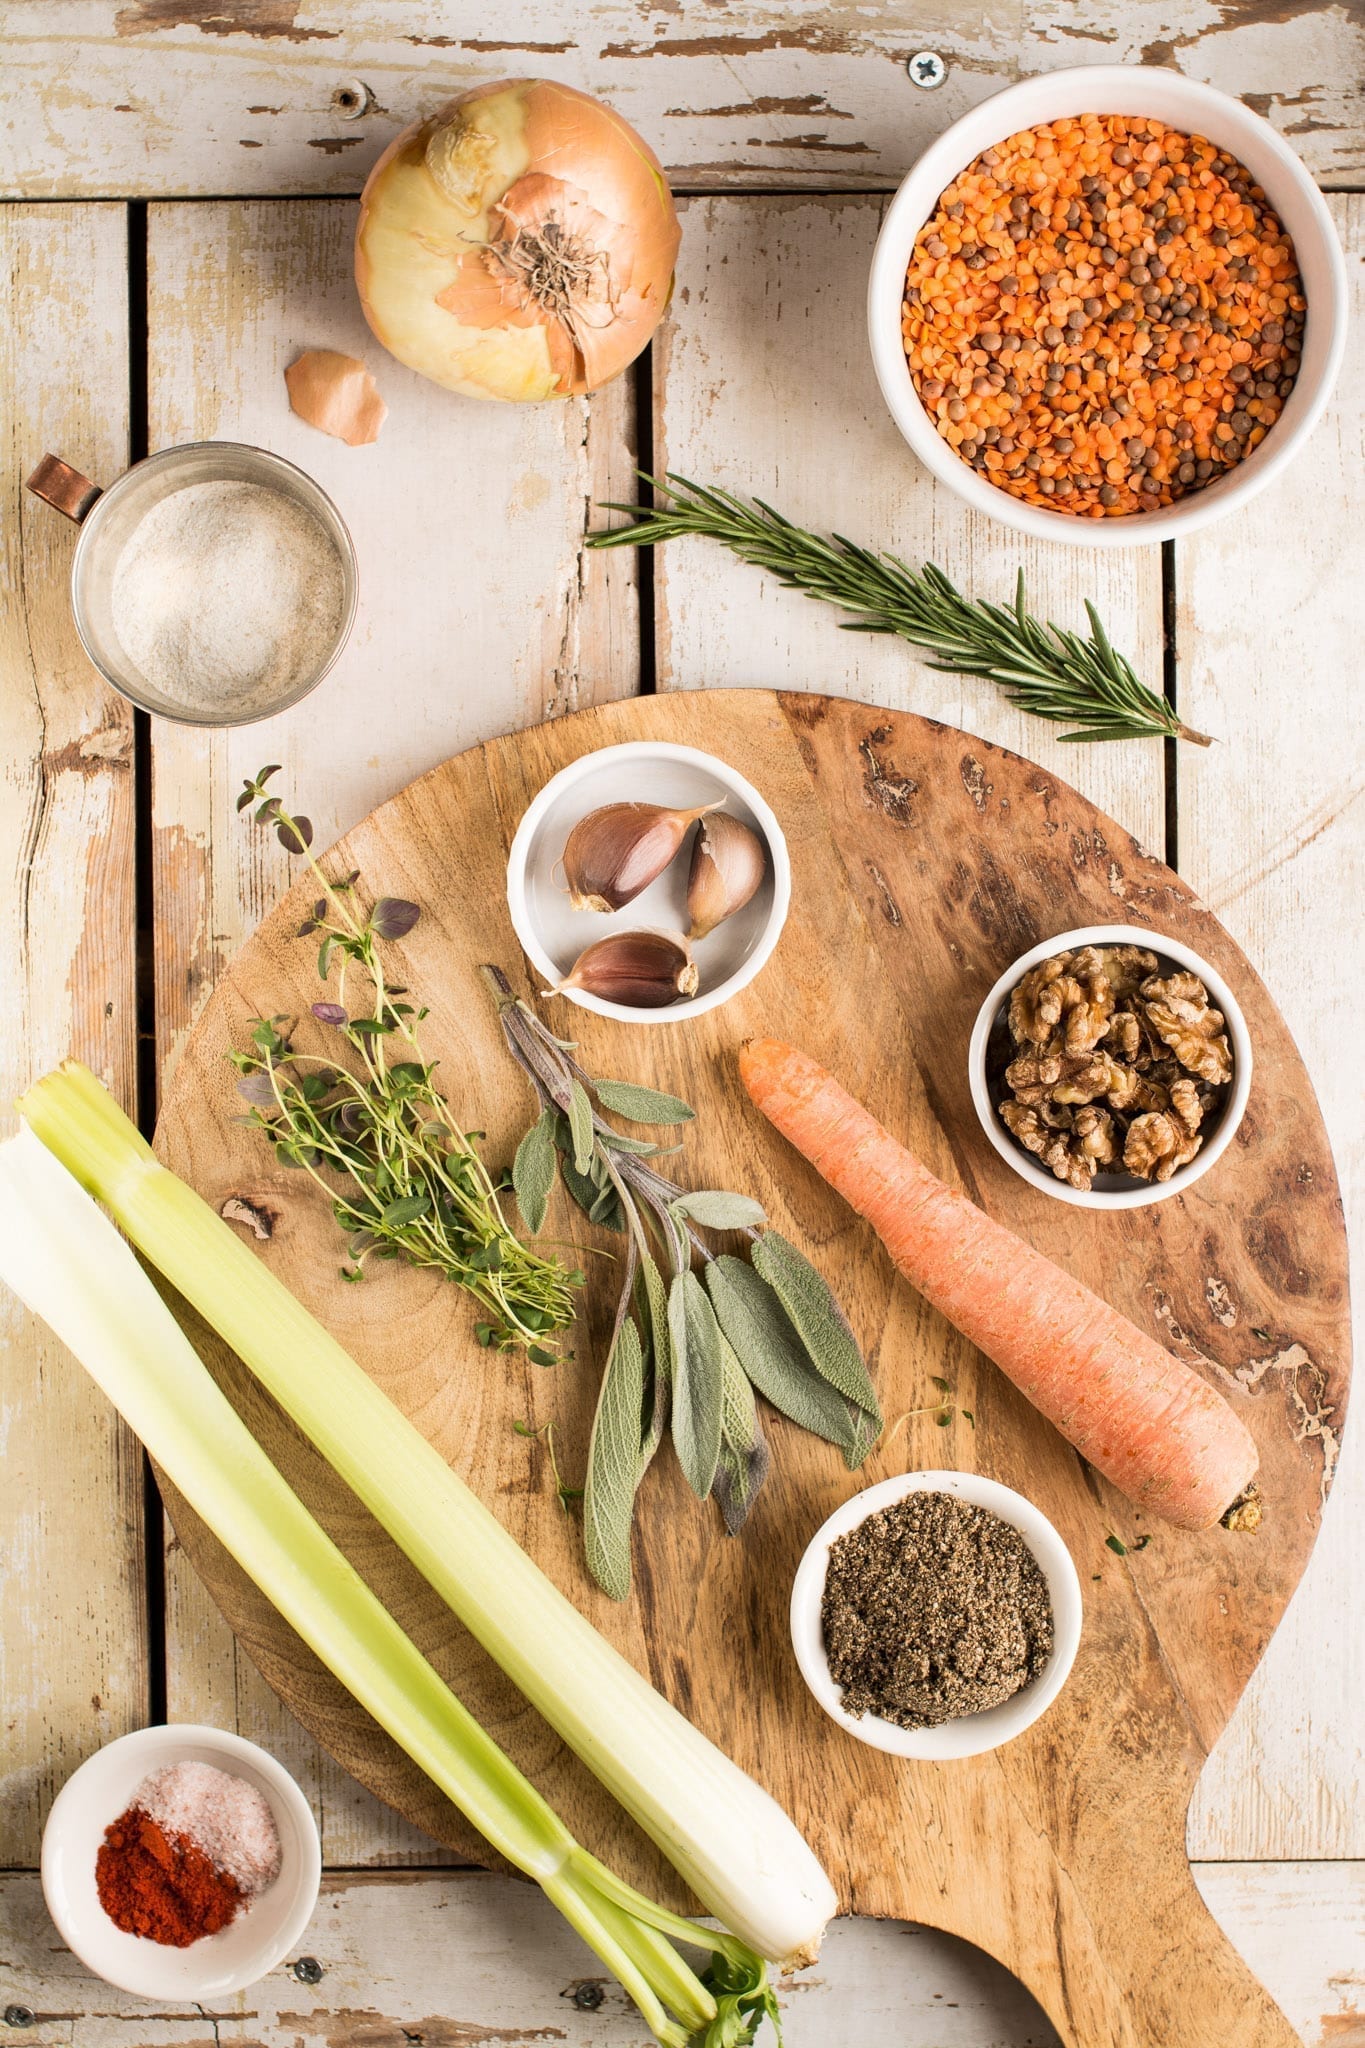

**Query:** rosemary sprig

left=483, top=966, right=881, bottom=1600
left=588, top=471, right=1212, bottom=747
left=228, top=769, right=581, bottom=1360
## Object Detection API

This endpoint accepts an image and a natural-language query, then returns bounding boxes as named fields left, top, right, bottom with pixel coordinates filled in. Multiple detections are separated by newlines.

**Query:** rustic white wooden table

left=1, top=7, right=1361, bottom=2043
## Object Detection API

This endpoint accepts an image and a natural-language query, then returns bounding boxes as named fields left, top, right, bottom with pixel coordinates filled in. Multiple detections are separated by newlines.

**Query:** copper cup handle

left=25, top=453, right=103, bottom=523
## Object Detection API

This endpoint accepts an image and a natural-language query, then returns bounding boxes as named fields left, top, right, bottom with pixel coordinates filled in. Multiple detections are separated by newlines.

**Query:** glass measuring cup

left=26, top=441, right=358, bottom=727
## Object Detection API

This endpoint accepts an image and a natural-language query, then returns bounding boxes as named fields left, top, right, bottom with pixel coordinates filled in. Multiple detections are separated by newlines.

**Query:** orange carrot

left=739, top=1038, right=1257, bottom=1531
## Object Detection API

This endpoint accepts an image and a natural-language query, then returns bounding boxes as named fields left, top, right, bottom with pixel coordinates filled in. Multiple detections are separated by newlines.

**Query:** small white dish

left=968, top=922, right=1253, bottom=1210
left=41, top=1724, right=321, bottom=2000
left=790, top=1470, right=1082, bottom=1760
left=505, top=740, right=791, bottom=1024
left=867, top=65, right=1348, bottom=548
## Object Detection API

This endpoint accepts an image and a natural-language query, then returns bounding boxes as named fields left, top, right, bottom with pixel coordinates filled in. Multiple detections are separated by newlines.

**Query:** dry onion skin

left=355, top=78, right=681, bottom=401
left=285, top=350, right=388, bottom=445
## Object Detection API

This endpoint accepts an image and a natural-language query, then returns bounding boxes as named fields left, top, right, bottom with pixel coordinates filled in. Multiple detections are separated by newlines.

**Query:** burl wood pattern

left=157, top=692, right=1350, bottom=2048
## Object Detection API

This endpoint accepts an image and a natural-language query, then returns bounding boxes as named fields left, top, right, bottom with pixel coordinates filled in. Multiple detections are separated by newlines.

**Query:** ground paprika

left=96, top=1805, right=243, bottom=1945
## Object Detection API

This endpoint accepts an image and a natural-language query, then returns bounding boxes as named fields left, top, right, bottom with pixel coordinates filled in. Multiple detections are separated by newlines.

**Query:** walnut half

left=1122, top=1074, right=1205, bottom=1182
left=1140, top=972, right=1233, bottom=1086
left=1001, top=1101, right=1116, bottom=1192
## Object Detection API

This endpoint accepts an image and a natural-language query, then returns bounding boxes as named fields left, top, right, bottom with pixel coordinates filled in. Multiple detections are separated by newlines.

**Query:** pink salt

left=136, top=1761, right=282, bottom=1896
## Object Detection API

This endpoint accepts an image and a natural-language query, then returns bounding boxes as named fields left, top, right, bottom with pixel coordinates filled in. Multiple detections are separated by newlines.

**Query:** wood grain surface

left=143, top=194, right=637, bottom=1867
left=155, top=689, right=1350, bottom=2047
left=0, top=204, right=145, bottom=1864
left=4, top=1862, right=1364, bottom=2048
left=3, top=1, right=1362, bottom=198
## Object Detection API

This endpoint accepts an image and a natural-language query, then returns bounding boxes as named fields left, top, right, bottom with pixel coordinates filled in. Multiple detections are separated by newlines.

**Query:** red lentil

left=901, top=116, right=1306, bottom=517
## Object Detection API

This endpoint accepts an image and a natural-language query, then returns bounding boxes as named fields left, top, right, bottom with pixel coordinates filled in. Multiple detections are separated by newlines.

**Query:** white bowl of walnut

left=968, top=923, right=1252, bottom=1210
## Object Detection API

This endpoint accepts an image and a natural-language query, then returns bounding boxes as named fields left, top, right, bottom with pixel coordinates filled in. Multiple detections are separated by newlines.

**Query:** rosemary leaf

left=584, top=1316, right=646, bottom=1602
left=589, top=473, right=1212, bottom=748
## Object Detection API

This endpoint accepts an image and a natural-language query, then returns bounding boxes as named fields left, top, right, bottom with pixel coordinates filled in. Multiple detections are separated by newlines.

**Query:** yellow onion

left=355, top=79, right=681, bottom=401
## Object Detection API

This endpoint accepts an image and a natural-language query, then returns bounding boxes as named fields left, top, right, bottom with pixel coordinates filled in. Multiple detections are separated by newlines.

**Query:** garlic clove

left=686, top=811, right=767, bottom=940
left=551, top=929, right=699, bottom=1008
left=561, top=800, right=721, bottom=914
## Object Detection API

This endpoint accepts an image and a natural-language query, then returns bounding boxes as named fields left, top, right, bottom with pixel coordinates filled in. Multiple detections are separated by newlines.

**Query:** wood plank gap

left=129, top=201, right=168, bottom=1734
left=126, top=198, right=169, bottom=1732
left=633, top=342, right=657, bottom=696
left=1161, top=539, right=1179, bottom=874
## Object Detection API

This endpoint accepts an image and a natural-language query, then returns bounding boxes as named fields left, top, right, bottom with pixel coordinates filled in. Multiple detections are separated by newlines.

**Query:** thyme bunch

left=229, top=769, right=581, bottom=1359
left=588, top=471, right=1211, bottom=747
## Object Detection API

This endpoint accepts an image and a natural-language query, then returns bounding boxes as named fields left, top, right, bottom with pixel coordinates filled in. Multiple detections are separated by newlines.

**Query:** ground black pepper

left=821, top=1491, right=1054, bottom=1729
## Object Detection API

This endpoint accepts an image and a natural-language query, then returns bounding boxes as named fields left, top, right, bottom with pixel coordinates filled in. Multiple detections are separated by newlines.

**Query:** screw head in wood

left=292, top=1955, right=324, bottom=1984
left=330, top=79, right=372, bottom=120
left=907, top=51, right=947, bottom=88
left=3, top=2009, right=35, bottom=2030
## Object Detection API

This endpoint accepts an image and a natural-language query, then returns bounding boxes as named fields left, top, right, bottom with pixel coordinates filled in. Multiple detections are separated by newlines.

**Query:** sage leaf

left=669, top=1269, right=723, bottom=1499
left=568, top=1077, right=596, bottom=1176
left=592, top=1079, right=695, bottom=1125
left=711, top=1334, right=771, bottom=1535
left=513, top=1109, right=558, bottom=1235
left=558, top=1144, right=624, bottom=1233
left=584, top=1316, right=646, bottom=1602
left=704, top=1256, right=877, bottom=1467
left=637, top=1254, right=672, bottom=1466
left=672, top=1191, right=768, bottom=1232
left=750, top=1230, right=881, bottom=1422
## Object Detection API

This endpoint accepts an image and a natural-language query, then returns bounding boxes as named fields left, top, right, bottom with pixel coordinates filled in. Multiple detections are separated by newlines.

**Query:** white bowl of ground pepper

left=790, top=1471, right=1082, bottom=1760
left=40, top=1723, right=320, bottom=1999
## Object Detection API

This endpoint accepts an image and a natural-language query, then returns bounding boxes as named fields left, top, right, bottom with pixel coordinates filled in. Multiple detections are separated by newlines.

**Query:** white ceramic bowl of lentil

left=868, top=67, right=1347, bottom=545
left=967, top=923, right=1253, bottom=1209
left=789, top=1470, right=1083, bottom=1760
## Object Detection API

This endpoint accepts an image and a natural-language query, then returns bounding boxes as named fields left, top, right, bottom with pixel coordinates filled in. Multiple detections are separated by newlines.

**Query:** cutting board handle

left=998, top=1837, right=1302, bottom=2048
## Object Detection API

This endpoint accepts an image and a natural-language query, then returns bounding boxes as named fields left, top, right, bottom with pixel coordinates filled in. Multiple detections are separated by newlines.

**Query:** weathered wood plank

left=0, top=204, right=144, bottom=1866
left=2, top=1862, right=1362, bottom=2046
left=144, top=195, right=637, bottom=1866
left=1182, top=193, right=1363, bottom=1864
left=651, top=193, right=1165, bottom=858
left=1, top=1, right=1362, bottom=200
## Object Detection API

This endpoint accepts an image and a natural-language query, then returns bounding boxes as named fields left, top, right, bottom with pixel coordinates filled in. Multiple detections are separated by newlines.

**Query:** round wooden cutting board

left=156, top=690, right=1349, bottom=2048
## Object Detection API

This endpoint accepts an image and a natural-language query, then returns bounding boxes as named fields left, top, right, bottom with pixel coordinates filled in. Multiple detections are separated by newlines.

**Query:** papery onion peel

left=355, top=78, right=681, bottom=401
left=284, top=350, right=388, bottom=445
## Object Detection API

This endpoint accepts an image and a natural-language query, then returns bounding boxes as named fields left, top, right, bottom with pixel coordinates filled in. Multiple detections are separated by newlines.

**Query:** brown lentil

left=901, top=115, right=1306, bottom=517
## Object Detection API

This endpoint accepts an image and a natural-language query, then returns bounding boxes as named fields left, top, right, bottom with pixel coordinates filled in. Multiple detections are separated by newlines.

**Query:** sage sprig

left=483, top=965, right=882, bottom=1600
left=229, top=769, right=582, bottom=1360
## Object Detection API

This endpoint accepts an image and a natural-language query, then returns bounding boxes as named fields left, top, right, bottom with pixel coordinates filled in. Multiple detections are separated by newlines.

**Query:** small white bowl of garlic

left=506, top=742, right=790, bottom=1023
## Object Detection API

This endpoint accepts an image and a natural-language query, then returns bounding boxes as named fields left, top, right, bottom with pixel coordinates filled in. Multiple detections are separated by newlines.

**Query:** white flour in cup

left=110, top=479, right=346, bottom=717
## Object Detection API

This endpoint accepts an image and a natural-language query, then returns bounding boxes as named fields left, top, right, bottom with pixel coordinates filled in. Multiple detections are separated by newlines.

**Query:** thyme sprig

left=229, top=769, right=581, bottom=1360
left=588, top=471, right=1212, bottom=747
left=484, top=966, right=882, bottom=1601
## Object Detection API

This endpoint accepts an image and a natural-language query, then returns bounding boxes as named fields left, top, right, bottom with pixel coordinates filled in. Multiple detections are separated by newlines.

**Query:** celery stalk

left=0, top=1125, right=771, bottom=2047
left=18, top=1063, right=835, bottom=1971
